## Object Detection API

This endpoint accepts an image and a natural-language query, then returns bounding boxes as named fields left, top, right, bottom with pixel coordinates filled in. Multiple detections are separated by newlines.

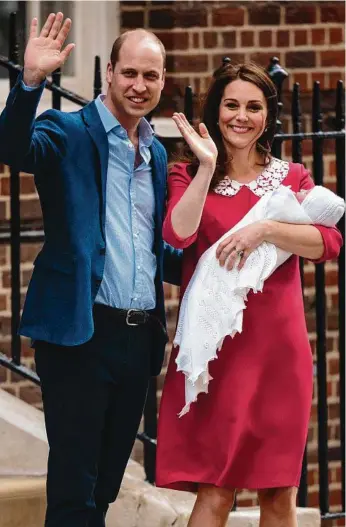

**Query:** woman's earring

left=264, top=127, right=268, bottom=132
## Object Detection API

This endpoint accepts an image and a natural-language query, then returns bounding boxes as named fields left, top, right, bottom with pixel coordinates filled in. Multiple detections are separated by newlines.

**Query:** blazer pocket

left=33, top=250, right=76, bottom=274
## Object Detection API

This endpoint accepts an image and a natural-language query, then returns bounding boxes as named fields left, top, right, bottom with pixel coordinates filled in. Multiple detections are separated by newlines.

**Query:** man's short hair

left=110, top=30, right=166, bottom=71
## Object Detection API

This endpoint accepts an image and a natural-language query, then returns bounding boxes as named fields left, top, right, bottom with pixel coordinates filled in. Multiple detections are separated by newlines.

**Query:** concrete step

left=0, top=465, right=321, bottom=527
left=0, top=388, right=48, bottom=476
left=0, top=389, right=321, bottom=527
left=0, top=476, right=46, bottom=527
left=108, top=462, right=321, bottom=527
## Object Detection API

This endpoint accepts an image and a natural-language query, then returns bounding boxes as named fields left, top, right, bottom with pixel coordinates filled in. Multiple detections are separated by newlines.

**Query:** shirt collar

left=95, top=94, right=154, bottom=148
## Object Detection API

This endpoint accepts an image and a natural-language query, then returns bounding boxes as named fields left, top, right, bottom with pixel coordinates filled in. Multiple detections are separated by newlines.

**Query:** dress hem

left=156, top=475, right=301, bottom=493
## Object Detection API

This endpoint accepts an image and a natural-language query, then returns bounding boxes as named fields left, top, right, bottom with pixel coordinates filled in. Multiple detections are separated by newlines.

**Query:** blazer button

left=96, top=278, right=102, bottom=286
left=100, top=248, right=106, bottom=255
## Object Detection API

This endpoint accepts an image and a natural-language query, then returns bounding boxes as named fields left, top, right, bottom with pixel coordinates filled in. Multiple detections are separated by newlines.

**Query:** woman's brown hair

left=177, top=62, right=278, bottom=189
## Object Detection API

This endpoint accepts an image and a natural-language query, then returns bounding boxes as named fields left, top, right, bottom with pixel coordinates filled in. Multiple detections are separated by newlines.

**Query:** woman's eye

left=226, top=103, right=238, bottom=109
left=248, top=105, right=262, bottom=112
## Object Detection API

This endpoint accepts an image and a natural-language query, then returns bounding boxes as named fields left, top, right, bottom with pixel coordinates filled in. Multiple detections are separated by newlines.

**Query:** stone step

left=0, top=469, right=321, bottom=527
left=0, top=388, right=48, bottom=476
left=0, top=476, right=46, bottom=527
left=0, top=388, right=321, bottom=527
left=108, top=462, right=321, bottom=527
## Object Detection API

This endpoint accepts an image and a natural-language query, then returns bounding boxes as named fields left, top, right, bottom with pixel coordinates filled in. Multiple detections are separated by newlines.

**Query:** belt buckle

left=126, top=309, right=140, bottom=326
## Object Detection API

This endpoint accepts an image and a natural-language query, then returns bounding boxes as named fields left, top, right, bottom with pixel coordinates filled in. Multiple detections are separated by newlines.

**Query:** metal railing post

left=94, top=56, right=102, bottom=100
left=9, top=12, right=21, bottom=365
left=292, top=81, right=309, bottom=508
left=267, top=57, right=288, bottom=159
left=184, top=86, right=193, bottom=125
left=52, top=68, right=61, bottom=110
left=143, top=377, right=158, bottom=483
left=335, top=80, right=345, bottom=512
left=312, top=81, right=329, bottom=516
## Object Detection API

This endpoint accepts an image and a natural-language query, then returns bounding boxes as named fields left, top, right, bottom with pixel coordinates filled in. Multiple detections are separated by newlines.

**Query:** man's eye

left=145, top=73, right=159, bottom=81
left=123, top=71, right=136, bottom=78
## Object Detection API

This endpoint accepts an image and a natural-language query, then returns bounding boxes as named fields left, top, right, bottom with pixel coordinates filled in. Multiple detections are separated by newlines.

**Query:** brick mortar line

left=121, top=23, right=344, bottom=32
left=326, top=351, right=342, bottom=358
left=164, top=69, right=344, bottom=80
left=309, top=483, right=342, bottom=494
left=165, top=42, right=344, bottom=53
left=327, top=460, right=344, bottom=468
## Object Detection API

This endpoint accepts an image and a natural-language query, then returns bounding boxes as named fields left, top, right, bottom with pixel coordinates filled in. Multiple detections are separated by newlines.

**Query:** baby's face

left=295, top=189, right=312, bottom=204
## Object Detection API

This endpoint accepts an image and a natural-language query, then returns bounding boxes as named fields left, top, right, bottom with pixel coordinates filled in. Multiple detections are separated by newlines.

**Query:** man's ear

left=161, top=68, right=166, bottom=89
left=106, top=62, right=114, bottom=84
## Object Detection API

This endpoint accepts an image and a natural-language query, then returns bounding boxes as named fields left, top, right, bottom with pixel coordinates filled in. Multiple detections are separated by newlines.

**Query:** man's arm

left=163, top=242, right=182, bottom=286
left=0, top=73, right=45, bottom=169
left=0, top=13, right=74, bottom=170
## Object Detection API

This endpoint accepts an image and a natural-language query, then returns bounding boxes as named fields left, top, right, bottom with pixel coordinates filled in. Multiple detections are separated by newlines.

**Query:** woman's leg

left=188, top=484, right=236, bottom=527
left=258, top=487, right=298, bottom=527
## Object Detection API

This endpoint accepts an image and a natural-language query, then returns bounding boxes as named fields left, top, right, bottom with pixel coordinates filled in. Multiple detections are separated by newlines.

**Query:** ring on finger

left=237, top=250, right=245, bottom=258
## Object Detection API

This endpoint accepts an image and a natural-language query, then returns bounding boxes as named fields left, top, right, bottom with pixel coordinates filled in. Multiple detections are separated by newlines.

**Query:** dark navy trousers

left=35, top=305, right=153, bottom=527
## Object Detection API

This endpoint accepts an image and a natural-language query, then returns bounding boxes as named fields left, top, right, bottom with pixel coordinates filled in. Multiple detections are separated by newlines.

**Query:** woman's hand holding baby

left=216, top=221, right=269, bottom=270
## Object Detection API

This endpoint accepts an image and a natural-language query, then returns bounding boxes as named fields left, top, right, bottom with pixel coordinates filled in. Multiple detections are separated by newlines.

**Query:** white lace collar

left=213, top=157, right=289, bottom=197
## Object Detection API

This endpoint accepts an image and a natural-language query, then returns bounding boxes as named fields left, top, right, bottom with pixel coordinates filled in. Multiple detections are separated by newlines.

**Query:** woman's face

left=218, top=79, right=268, bottom=152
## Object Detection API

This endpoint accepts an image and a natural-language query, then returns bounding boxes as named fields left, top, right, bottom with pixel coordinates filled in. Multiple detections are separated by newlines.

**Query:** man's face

left=105, top=36, right=165, bottom=126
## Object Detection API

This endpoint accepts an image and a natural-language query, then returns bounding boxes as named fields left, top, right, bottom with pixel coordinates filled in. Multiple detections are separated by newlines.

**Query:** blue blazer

left=0, top=73, right=181, bottom=375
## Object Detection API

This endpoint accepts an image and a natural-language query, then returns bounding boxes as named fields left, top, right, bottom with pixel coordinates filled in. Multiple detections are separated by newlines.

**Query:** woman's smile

left=229, top=124, right=254, bottom=134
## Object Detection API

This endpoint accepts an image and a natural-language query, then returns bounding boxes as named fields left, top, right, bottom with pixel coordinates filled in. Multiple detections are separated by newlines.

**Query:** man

left=0, top=12, right=180, bottom=527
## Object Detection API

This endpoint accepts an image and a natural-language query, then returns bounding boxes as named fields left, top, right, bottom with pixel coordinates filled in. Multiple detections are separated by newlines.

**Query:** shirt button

left=134, top=297, right=138, bottom=301
left=137, top=265, right=141, bottom=270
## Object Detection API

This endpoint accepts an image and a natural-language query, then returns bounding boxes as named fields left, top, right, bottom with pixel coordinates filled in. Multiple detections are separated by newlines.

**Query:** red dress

left=156, top=159, right=343, bottom=491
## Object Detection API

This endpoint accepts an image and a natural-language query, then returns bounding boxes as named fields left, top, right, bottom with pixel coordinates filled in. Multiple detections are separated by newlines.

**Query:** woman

left=156, top=62, right=343, bottom=527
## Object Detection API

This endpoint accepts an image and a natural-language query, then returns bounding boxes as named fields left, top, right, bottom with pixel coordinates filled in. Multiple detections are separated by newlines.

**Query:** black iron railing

left=0, top=13, right=345, bottom=520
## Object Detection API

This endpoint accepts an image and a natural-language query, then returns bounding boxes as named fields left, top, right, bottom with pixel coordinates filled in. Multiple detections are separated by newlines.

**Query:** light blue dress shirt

left=21, top=79, right=158, bottom=310
left=94, top=95, right=157, bottom=310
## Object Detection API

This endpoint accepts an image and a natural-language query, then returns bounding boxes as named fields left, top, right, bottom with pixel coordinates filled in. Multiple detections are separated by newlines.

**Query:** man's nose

left=133, top=77, right=147, bottom=93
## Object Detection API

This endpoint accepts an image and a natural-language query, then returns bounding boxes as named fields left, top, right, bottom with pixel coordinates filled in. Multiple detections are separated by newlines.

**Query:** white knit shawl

left=174, top=185, right=345, bottom=417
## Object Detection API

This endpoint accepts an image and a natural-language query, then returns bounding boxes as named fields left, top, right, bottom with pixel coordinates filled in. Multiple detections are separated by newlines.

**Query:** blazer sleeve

left=0, top=71, right=67, bottom=173
left=162, top=163, right=199, bottom=249
left=299, top=165, right=343, bottom=263
left=162, top=241, right=182, bottom=286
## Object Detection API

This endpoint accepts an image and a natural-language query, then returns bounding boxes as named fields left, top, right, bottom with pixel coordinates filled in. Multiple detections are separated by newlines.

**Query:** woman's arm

left=168, top=113, right=218, bottom=240
left=296, top=165, right=343, bottom=263
left=217, top=165, right=343, bottom=269
left=171, top=164, right=214, bottom=239
left=163, top=164, right=209, bottom=249
left=261, top=220, right=324, bottom=259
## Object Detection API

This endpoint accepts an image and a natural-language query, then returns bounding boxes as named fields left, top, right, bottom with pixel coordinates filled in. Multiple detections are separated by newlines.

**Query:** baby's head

left=298, top=186, right=345, bottom=227
left=295, top=189, right=312, bottom=204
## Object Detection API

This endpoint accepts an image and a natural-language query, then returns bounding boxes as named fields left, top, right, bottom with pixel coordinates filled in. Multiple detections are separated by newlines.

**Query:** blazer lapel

left=150, top=140, right=165, bottom=229
left=82, top=101, right=109, bottom=240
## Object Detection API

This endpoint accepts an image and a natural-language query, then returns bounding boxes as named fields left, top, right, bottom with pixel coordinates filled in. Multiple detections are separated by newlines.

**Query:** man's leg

left=89, top=321, right=153, bottom=527
left=35, top=338, right=111, bottom=527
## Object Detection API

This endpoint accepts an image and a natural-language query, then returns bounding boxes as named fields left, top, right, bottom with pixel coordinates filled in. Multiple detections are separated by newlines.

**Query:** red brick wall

left=0, top=1, right=344, bottom=522
left=120, top=0, right=344, bottom=114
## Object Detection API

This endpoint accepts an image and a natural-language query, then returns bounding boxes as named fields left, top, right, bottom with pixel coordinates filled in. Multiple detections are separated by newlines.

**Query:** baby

left=174, top=185, right=345, bottom=417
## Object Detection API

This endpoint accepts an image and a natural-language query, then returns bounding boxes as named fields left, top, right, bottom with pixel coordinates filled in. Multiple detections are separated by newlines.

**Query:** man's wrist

left=23, top=69, right=46, bottom=87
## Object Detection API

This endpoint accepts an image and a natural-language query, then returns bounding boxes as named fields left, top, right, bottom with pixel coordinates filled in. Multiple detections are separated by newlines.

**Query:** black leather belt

left=94, top=303, right=157, bottom=327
